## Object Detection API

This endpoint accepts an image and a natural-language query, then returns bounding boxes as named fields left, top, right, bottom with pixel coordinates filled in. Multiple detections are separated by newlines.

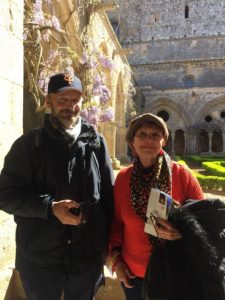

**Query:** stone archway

left=212, top=129, right=223, bottom=152
left=174, top=129, right=185, bottom=155
left=199, top=130, right=209, bottom=152
left=164, top=130, right=172, bottom=154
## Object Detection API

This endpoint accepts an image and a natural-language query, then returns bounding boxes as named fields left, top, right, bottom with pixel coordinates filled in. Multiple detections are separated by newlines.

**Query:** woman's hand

left=155, top=217, right=182, bottom=240
left=114, top=260, right=136, bottom=288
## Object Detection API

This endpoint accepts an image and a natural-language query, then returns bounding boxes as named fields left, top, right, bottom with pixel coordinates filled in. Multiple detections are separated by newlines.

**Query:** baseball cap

left=48, top=73, right=83, bottom=94
left=126, top=113, right=169, bottom=143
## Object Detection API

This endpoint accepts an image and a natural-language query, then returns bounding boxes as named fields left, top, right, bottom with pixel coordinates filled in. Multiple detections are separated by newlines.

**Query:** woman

left=109, top=113, right=204, bottom=300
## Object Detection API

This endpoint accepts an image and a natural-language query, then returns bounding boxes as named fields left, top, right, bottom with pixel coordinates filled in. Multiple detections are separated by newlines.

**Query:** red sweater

left=109, top=162, right=204, bottom=278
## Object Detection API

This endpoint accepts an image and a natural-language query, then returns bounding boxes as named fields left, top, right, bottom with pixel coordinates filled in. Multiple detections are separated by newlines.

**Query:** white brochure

left=144, top=188, right=172, bottom=237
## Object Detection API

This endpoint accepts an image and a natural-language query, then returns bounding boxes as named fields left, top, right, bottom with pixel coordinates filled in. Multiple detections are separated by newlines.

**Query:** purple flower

left=80, top=52, right=97, bottom=69
left=45, top=50, right=59, bottom=65
left=51, top=16, right=61, bottom=30
left=81, top=105, right=101, bottom=125
left=99, top=108, right=114, bottom=122
left=93, top=75, right=111, bottom=104
left=81, top=52, right=89, bottom=64
left=80, top=108, right=89, bottom=120
left=99, top=55, right=114, bottom=69
left=32, top=11, right=45, bottom=24
left=88, top=105, right=101, bottom=115
left=99, top=86, right=111, bottom=105
left=33, top=0, right=42, bottom=12
left=38, top=70, right=50, bottom=94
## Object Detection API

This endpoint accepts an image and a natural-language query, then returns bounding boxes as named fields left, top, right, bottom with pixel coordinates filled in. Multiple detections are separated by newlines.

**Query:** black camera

left=69, top=207, right=81, bottom=216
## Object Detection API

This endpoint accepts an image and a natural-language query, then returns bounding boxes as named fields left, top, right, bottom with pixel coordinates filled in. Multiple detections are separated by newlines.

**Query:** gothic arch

left=143, top=98, right=191, bottom=128
left=199, top=130, right=209, bottom=152
left=197, top=96, right=225, bottom=121
left=212, top=129, right=223, bottom=152
left=174, top=129, right=185, bottom=155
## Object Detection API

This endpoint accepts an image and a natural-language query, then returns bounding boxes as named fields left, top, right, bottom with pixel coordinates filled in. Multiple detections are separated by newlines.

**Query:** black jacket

left=143, top=199, right=225, bottom=300
left=0, top=116, right=114, bottom=273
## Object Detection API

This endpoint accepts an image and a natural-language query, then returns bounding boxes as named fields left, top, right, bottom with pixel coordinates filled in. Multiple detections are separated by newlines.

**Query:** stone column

left=193, top=134, right=197, bottom=154
left=208, top=132, right=213, bottom=153
left=102, top=122, right=121, bottom=169
left=116, top=126, right=129, bottom=163
left=171, top=132, right=175, bottom=155
left=184, top=132, right=187, bottom=154
left=222, top=132, right=225, bottom=153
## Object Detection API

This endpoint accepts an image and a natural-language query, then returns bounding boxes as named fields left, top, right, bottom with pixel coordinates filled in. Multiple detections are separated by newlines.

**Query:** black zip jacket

left=0, top=116, right=114, bottom=273
left=143, top=198, right=225, bottom=300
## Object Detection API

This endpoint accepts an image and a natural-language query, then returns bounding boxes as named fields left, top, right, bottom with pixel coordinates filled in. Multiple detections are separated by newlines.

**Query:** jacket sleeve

left=98, top=135, right=115, bottom=232
left=0, top=134, right=53, bottom=218
left=109, top=170, right=125, bottom=250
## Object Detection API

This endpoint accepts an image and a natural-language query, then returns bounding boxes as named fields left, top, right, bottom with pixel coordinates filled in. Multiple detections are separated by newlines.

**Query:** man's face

left=46, top=89, right=83, bottom=129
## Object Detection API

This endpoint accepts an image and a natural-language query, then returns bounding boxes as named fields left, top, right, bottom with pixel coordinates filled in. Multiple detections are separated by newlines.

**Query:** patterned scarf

left=130, top=150, right=172, bottom=222
left=44, top=114, right=80, bottom=147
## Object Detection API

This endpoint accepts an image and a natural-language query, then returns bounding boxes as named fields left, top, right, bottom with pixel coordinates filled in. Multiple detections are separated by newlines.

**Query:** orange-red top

left=109, top=162, right=204, bottom=277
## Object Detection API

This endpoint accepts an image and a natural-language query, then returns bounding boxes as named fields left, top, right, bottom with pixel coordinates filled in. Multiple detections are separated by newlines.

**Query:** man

left=0, top=73, right=114, bottom=300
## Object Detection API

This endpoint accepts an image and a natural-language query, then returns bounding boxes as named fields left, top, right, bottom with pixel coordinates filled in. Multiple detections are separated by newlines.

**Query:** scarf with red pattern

left=130, top=150, right=172, bottom=222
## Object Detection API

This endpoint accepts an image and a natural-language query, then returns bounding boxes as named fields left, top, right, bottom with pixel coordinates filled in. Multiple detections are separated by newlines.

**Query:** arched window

left=220, top=111, right=225, bottom=119
left=157, top=110, right=169, bottom=122
left=185, top=5, right=189, bottom=19
left=110, top=21, right=120, bottom=38
left=205, top=115, right=212, bottom=123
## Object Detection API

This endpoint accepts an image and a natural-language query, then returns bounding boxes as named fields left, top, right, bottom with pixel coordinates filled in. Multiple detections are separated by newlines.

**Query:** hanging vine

left=24, top=0, right=135, bottom=125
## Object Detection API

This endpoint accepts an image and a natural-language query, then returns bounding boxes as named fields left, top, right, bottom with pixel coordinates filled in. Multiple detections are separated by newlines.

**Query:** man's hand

left=52, top=200, right=82, bottom=225
left=155, top=217, right=182, bottom=240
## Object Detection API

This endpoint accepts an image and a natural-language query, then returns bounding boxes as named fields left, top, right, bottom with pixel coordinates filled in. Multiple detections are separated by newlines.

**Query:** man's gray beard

left=60, top=113, right=80, bottom=129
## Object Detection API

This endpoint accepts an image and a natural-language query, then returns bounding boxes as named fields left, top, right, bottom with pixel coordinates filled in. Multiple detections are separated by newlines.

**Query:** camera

left=69, top=207, right=81, bottom=216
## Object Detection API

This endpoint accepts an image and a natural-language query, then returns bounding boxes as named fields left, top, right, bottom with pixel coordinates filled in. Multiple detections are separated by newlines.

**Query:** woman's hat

left=126, top=113, right=169, bottom=143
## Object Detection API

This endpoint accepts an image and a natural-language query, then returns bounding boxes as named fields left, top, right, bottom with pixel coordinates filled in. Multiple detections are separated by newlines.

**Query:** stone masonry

left=0, top=0, right=23, bottom=297
left=107, top=0, right=225, bottom=155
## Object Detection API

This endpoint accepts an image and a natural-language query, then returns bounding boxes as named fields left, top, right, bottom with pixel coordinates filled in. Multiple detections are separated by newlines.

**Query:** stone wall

left=114, top=0, right=225, bottom=42
left=107, top=0, right=225, bottom=155
left=0, top=0, right=23, bottom=270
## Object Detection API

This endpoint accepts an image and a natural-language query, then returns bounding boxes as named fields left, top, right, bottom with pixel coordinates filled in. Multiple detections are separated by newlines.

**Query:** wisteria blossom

left=99, top=107, right=114, bottom=122
left=98, top=54, right=114, bottom=70
left=99, top=86, right=111, bottom=105
left=51, top=16, right=61, bottom=31
left=81, top=52, right=97, bottom=69
left=38, top=70, right=50, bottom=94
left=46, top=49, right=59, bottom=65
left=93, top=75, right=111, bottom=104
left=81, top=105, right=101, bottom=125
left=31, top=0, right=61, bottom=33
left=80, top=52, right=89, bottom=64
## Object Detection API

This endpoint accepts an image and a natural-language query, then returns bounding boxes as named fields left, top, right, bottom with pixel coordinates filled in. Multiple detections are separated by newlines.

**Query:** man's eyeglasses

left=135, top=132, right=163, bottom=141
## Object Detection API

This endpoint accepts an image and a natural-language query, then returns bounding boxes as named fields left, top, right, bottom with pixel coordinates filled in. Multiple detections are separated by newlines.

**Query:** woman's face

left=131, top=123, right=166, bottom=162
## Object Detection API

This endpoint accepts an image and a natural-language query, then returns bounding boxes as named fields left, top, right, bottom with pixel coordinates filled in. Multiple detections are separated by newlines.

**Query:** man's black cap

left=48, top=73, right=83, bottom=94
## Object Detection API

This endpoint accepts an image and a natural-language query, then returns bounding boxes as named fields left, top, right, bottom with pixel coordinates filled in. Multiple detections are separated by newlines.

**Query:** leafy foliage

left=24, top=0, right=135, bottom=126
